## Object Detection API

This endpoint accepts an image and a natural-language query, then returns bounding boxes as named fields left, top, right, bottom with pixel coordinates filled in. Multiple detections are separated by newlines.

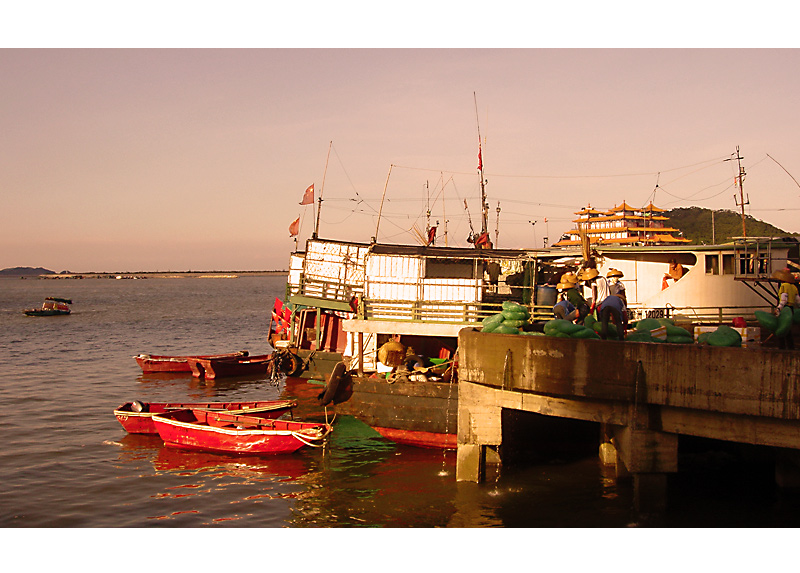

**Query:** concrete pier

left=456, top=329, right=800, bottom=512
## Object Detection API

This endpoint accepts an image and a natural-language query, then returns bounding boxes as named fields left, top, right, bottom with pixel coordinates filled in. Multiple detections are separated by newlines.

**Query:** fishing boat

left=277, top=135, right=796, bottom=449
left=151, top=409, right=332, bottom=454
left=186, top=353, right=274, bottom=380
left=113, top=399, right=297, bottom=434
left=23, top=297, right=72, bottom=316
left=135, top=351, right=249, bottom=373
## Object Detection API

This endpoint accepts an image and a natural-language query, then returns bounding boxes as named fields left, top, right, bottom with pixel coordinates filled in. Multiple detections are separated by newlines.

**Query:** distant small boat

left=152, top=409, right=332, bottom=454
left=135, top=351, right=249, bottom=373
left=186, top=354, right=274, bottom=380
left=23, top=297, right=72, bottom=316
left=114, top=399, right=297, bottom=434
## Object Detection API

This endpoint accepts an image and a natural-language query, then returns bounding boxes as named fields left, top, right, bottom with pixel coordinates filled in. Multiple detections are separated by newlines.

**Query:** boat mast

left=314, top=141, right=333, bottom=239
left=474, top=93, right=488, bottom=236
left=373, top=164, right=393, bottom=243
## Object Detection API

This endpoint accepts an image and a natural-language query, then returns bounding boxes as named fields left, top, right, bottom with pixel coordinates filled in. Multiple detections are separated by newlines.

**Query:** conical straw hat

left=772, top=269, right=796, bottom=283
left=606, top=268, right=624, bottom=278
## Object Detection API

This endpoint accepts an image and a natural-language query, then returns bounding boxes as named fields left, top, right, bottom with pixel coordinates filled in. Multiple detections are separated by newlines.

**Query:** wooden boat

left=114, top=399, right=297, bottom=434
left=135, top=351, right=249, bottom=373
left=23, top=297, right=72, bottom=316
left=186, top=354, right=274, bottom=379
left=152, top=409, right=332, bottom=454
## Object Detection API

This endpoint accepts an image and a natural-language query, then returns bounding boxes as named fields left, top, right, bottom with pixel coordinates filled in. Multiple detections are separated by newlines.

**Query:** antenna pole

left=314, top=141, right=332, bottom=239
left=495, top=202, right=501, bottom=247
left=474, top=92, right=488, bottom=235
left=727, top=146, right=748, bottom=238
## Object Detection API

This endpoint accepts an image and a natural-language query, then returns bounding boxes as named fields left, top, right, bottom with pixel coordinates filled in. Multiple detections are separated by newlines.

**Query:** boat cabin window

left=722, top=254, right=735, bottom=275
left=705, top=254, right=719, bottom=275
left=424, top=259, right=475, bottom=279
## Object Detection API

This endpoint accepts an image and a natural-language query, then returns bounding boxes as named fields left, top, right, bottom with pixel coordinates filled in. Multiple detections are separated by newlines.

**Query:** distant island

left=0, top=266, right=57, bottom=277
left=0, top=267, right=288, bottom=279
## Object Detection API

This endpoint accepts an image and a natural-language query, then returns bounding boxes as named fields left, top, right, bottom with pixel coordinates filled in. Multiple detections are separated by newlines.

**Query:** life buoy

left=318, top=361, right=348, bottom=406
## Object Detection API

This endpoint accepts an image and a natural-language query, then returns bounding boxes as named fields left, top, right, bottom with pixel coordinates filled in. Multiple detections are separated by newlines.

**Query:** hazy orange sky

left=3, top=46, right=800, bottom=272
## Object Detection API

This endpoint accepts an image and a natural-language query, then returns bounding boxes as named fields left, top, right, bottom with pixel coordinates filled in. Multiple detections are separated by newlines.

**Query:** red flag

left=427, top=226, right=437, bottom=245
left=300, top=184, right=314, bottom=205
left=477, top=147, right=483, bottom=172
left=289, top=217, right=300, bottom=237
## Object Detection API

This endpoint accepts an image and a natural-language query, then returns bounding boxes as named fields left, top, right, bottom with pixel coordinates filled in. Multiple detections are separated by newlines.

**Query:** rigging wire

left=390, top=154, right=728, bottom=180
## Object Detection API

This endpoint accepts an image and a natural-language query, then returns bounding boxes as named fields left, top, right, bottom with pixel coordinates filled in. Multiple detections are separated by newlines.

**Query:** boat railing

left=293, top=276, right=364, bottom=304
left=645, top=304, right=774, bottom=324
left=363, top=299, right=525, bottom=325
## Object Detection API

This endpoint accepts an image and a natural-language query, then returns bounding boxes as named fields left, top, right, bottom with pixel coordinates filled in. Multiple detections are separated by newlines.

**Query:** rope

left=291, top=422, right=334, bottom=448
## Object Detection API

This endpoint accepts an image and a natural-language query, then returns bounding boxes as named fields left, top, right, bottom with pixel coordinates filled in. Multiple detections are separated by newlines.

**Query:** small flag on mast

left=289, top=217, right=300, bottom=237
left=477, top=147, right=483, bottom=172
left=300, top=184, right=314, bottom=205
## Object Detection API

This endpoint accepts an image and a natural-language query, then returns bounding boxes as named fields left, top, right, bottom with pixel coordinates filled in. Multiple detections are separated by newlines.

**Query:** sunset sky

left=3, top=15, right=799, bottom=272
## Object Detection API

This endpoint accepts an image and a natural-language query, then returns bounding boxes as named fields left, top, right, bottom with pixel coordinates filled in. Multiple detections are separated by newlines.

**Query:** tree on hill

left=665, top=207, right=797, bottom=245
left=0, top=267, right=56, bottom=276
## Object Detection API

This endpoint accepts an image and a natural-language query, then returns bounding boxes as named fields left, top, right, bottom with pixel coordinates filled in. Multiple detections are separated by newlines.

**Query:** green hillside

left=665, top=207, right=797, bottom=245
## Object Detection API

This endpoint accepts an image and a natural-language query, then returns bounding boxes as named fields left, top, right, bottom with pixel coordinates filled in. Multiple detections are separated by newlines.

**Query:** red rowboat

left=152, top=409, right=332, bottom=455
left=186, top=354, right=273, bottom=379
left=135, top=351, right=249, bottom=373
left=114, top=399, right=296, bottom=434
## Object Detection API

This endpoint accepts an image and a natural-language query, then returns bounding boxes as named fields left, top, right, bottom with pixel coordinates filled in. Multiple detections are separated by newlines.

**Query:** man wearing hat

left=553, top=275, right=579, bottom=321
left=607, top=268, right=627, bottom=306
left=560, top=271, right=590, bottom=324
left=577, top=267, right=609, bottom=318
left=774, top=268, right=800, bottom=349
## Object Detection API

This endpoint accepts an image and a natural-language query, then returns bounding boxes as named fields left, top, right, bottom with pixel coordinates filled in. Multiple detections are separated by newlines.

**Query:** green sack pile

left=584, top=314, right=619, bottom=339
left=481, top=301, right=531, bottom=335
left=696, top=324, right=742, bottom=347
left=543, top=319, right=600, bottom=340
left=755, top=307, right=800, bottom=339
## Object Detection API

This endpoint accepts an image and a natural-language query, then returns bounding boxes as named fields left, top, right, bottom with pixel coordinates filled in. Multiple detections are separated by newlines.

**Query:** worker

left=597, top=291, right=628, bottom=341
left=561, top=272, right=590, bottom=324
left=662, top=258, right=685, bottom=290
left=553, top=278, right=579, bottom=322
left=774, top=269, right=800, bottom=350
left=607, top=268, right=627, bottom=306
left=578, top=267, right=608, bottom=318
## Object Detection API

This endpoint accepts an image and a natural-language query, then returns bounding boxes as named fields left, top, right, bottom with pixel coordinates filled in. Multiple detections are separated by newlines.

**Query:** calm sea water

left=2, top=275, right=800, bottom=533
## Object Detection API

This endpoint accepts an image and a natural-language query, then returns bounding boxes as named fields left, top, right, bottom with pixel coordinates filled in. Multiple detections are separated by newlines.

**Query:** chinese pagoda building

left=552, top=201, right=691, bottom=247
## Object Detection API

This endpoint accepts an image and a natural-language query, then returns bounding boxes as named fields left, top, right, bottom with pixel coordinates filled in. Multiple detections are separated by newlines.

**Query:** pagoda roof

left=574, top=206, right=607, bottom=215
left=642, top=202, right=667, bottom=212
left=609, top=201, right=637, bottom=212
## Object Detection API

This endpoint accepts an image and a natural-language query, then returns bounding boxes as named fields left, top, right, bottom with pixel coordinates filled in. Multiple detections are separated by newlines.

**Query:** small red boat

left=135, top=351, right=249, bottom=373
left=152, top=409, right=332, bottom=455
left=186, top=354, right=274, bottom=379
left=114, top=399, right=296, bottom=434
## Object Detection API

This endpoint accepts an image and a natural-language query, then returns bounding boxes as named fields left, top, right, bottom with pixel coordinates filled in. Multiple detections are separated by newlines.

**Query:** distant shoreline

left=3, top=270, right=288, bottom=279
